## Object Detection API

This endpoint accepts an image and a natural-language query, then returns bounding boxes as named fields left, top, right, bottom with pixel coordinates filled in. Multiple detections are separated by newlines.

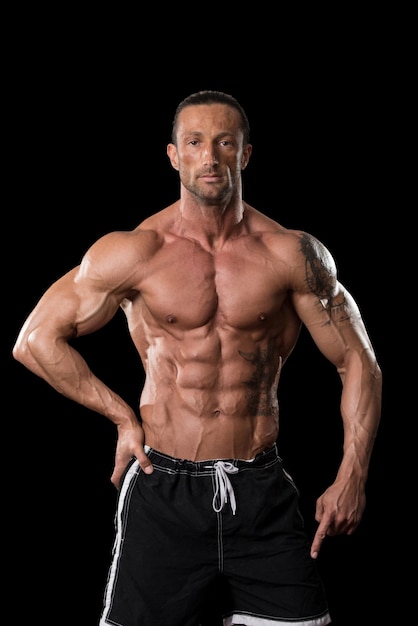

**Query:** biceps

left=295, top=287, right=371, bottom=368
left=31, top=269, right=119, bottom=339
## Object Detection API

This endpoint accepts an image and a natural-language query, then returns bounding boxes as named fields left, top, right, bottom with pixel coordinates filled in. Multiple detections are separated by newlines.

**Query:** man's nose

left=202, top=150, right=219, bottom=165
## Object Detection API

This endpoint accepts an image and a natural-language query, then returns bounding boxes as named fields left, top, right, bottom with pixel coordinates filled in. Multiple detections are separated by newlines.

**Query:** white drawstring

left=209, top=461, right=239, bottom=515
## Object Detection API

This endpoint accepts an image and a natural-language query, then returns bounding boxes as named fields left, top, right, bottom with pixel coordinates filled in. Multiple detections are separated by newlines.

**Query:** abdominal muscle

left=138, top=331, right=283, bottom=462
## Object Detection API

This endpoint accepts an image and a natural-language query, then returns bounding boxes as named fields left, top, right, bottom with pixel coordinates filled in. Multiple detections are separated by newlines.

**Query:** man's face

left=167, top=103, right=251, bottom=205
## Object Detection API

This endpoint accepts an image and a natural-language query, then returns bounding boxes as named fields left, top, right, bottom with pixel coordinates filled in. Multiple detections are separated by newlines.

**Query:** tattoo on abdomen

left=239, top=340, right=279, bottom=416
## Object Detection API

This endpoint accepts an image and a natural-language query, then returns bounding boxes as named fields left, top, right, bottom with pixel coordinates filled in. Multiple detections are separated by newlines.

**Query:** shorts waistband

left=144, top=443, right=279, bottom=475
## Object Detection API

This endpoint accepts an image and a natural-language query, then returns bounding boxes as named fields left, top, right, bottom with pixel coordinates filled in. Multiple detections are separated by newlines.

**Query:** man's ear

left=241, top=144, right=252, bottom=170
left=167, top=143, right=179, bottom=171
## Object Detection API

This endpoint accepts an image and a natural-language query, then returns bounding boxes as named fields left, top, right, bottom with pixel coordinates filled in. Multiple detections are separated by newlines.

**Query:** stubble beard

left=184, top=176, right=233, bottom=207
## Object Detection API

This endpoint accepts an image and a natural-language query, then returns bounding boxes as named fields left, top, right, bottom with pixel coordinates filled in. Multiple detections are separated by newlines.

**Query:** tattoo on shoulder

left=300, top=233, right=336, bottom=301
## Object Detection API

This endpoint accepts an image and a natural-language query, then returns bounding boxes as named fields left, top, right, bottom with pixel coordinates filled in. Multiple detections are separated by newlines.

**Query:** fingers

left=110, top=466, right=124, bottom=489
left=137, top=450, right=154, bottom=475
left=310, top=522, right=329, bottom=559
left=111, top=447, right=154, bottom=489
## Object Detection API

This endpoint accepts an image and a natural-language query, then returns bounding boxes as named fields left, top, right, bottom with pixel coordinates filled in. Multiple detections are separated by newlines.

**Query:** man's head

left=167, top=91, right=252, bottom=205
left=171, top=90, right=251, bottom=147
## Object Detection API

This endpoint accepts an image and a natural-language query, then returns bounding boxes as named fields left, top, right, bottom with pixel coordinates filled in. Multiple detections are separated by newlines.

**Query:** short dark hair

left=171, top=90, right=251, bottom=145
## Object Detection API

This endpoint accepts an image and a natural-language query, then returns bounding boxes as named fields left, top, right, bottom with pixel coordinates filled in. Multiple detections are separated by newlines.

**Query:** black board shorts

left=99, top=444, right=331, bottom=626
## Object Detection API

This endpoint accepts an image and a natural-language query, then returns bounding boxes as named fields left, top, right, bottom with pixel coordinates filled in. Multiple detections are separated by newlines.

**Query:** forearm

left=336, top=354, right=382, bottom=484
left=14, top=332, right=137, bottom=426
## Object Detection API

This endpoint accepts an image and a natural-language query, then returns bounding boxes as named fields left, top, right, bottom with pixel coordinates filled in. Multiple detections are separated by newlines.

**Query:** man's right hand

left=111, top=420, right=154, bottom=488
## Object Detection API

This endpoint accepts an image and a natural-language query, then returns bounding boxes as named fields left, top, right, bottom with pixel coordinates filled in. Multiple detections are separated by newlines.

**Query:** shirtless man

left=13, top=90, right=382, bottom=626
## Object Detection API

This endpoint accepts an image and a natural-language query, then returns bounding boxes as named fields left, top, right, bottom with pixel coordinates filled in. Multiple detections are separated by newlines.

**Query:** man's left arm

left=300, top=283, right=382, bottom=558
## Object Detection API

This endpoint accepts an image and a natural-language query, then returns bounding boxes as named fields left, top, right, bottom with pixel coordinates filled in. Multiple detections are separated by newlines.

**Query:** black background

left=6, top=13, right=405, bottom=626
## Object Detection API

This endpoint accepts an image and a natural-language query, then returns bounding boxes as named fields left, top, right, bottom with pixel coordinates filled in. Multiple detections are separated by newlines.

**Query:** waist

left=140, top=406, right=279, bottom=461
left=143, top=443, right=280, bottom=474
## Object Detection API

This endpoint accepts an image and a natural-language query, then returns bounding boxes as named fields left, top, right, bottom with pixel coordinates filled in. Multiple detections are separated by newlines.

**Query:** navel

left=165, top=314, right=176, bottom=324
left=258, top=312, right=267, bottom=321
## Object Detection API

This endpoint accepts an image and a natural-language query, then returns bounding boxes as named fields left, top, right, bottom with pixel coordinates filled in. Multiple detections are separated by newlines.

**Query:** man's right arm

left=14, top=266, right=122, bottom=409
left=13, top=237, right=154, bottom=484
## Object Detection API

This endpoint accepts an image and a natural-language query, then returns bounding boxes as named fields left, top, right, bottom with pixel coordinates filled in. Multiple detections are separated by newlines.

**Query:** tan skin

left=13, top=102, right=382, bottom=561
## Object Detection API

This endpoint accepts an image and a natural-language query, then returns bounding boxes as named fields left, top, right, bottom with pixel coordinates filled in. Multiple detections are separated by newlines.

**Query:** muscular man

left=13, top=90, right=382, bottom=626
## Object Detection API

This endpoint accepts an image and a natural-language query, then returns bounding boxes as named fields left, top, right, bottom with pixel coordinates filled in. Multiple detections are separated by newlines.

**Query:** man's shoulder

left=245, top=204, right=295, bottom=236
left=245, top=209, right=333, bottom=268
left=84, top=226, right=164, bottom=270
left=245, top=205, right=304, bottom=246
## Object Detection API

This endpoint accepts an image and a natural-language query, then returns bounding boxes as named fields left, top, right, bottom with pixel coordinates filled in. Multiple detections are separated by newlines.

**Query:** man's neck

left=175, top=197, right=246, bottom=250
